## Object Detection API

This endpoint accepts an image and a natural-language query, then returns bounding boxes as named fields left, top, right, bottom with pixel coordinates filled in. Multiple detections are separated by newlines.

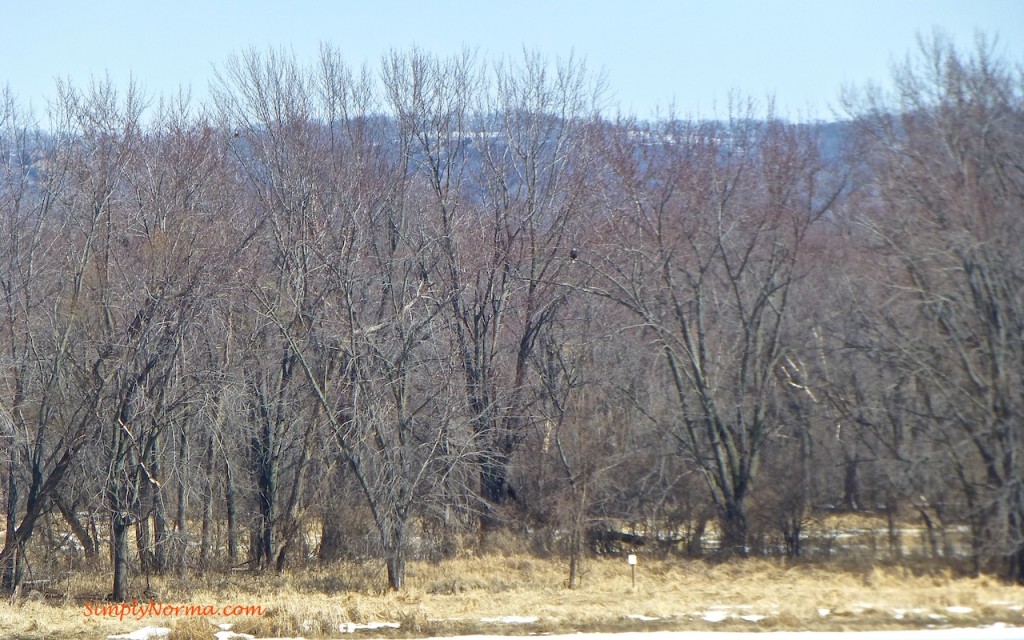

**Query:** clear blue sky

left=2, top=0, right=1021, bottom=122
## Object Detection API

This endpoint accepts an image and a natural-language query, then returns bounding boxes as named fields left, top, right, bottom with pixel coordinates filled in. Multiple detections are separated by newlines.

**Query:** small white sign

left=627, top=554, right=637, bottom=565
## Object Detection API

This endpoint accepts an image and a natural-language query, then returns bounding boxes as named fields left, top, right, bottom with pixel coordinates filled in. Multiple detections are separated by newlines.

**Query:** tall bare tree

left=848, top=34, right=1024, bottom=579
left=381, top=49, right=605, bottom=525
left=592, top=106, right=841, bottom=553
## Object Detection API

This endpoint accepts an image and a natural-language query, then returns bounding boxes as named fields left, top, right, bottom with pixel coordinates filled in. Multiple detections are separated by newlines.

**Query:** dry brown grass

left=2, top=554, right=1023, bottom=639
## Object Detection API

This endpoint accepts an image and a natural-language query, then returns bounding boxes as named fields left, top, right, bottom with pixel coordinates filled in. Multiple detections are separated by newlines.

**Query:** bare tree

left=0, top=81, right=146, bottom=591
left=591, top=106, right=841, bottom=554
left=381, top=49, right=605, bottom=527
left=212, top=48, right=330, bottom=572
left=847, top=34, right=1024, bottom=578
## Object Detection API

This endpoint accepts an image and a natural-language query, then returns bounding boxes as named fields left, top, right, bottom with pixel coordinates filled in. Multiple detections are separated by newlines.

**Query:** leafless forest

left=0, top=35, right=1021, bottom=598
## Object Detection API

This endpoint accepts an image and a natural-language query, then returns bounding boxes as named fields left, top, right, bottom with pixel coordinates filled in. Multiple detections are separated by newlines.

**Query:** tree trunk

left=686, top=518, right=707, bottom=557
left=720, top=501, right=749, bottom=556
left=885, top=496, right=902, bottom=561
left=1003, top=511, right=1024, bottom=584
left=252, top=417, right=275, bottom=569
left=917, top=508, right=940, bottom=558
left=1010, top=546, right=1024, bottom=585
left=567, top=530, right=582, bottom=589
left=54, top=494, right=98, bottom=560
left=254, top=464, right=274, bottom=569
left=153, top=485, right=169, bottom=574
left=225, top=458, right=238, bottom=563
left=386, top=548, right=406, bottom=591
left=1, top=545, right=22, bottom=592
left=480, top=455, right=516, bottom=529
left=843, top=452, right=861, bottom=512
left=135, top=502, right=153, bottom=576
left=111, top=512, right=131, bottom=601
left=168, top=430, right=186, bottom=573
left=150, top=436, right=169, bottom=574
left=787, top=421, right=812, bottom=557
left=383, top=517, right=408, bottom=591
left=2, top=451, right=20, bottom=591
left=319, top=510, right=346, bottom=562
left=200, top=434, right=214, bottom=571
left=135, top=452, right=154, bottom=577
left=274, top=423, right=312, bottom=573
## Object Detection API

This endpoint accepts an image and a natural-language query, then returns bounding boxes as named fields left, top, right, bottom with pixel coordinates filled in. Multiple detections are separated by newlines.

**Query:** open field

left=2, top=551, right=1023, bottom=640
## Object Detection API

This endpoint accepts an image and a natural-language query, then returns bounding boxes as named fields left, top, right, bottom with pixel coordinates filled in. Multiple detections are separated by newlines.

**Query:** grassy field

left=1, top=551, right=1023, bottom=640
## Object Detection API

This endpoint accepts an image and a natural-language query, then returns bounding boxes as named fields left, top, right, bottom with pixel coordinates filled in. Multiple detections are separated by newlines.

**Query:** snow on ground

left=946, top=606, right=974, bottom=614
left=478, top=615, right=539, bottom=624
left=339, top=621, right=402, bottom=633
left=677, top=604, right=775, bottom=624
left=111, top=625, right=1024, bottom=640
left=108, top=628, right=170, bottom=640
left=213, top=631, right=306, bottom=640
left=110, top=603, right=1024, bottom=640
left=423, top=630, right=1024, bottom=640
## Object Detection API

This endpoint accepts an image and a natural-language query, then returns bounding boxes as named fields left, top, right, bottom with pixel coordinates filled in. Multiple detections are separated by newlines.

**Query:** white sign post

left=627, top=554, right=637, bottom=588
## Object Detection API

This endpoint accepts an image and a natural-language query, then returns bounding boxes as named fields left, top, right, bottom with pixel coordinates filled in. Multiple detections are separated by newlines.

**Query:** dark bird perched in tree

left=569, top=247, right=578, bottom=262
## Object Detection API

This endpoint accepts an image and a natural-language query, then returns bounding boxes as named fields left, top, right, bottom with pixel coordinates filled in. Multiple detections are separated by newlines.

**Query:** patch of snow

left=103, top=625, right=1024, bottom=640
left=339, top=621, right=401, bottom=633
left=700, top=611, right=729, bottom=623
left=625, top=614, right=660, bottom=621
left=430, top=629, right=1024, bottom=640
left=947, top=606, right=974, bottom=615
left=218, top=624, right=234, bottom=631
left=214, top=631, right=255, bottom=640
left=817, top=608, right=831, bottom=617
left=479, top=616, right=538, bottom=624
left=366, top=621, right=400, bottom=629
left=739, top=614, right=766, bottom=622
left=1009, top=605, right=1024, bottom=611
left=894, top=609, right=907, bottom=620
left=107, top=628, right=171, bottom=640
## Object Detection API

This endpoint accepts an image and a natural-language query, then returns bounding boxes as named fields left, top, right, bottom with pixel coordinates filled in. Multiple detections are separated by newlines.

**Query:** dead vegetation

left=2, top=552, right=1023, bottom=640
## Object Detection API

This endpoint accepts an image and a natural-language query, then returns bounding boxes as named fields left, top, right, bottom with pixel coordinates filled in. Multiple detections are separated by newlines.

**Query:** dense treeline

left=0, top=35, right=1021, bottom=596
